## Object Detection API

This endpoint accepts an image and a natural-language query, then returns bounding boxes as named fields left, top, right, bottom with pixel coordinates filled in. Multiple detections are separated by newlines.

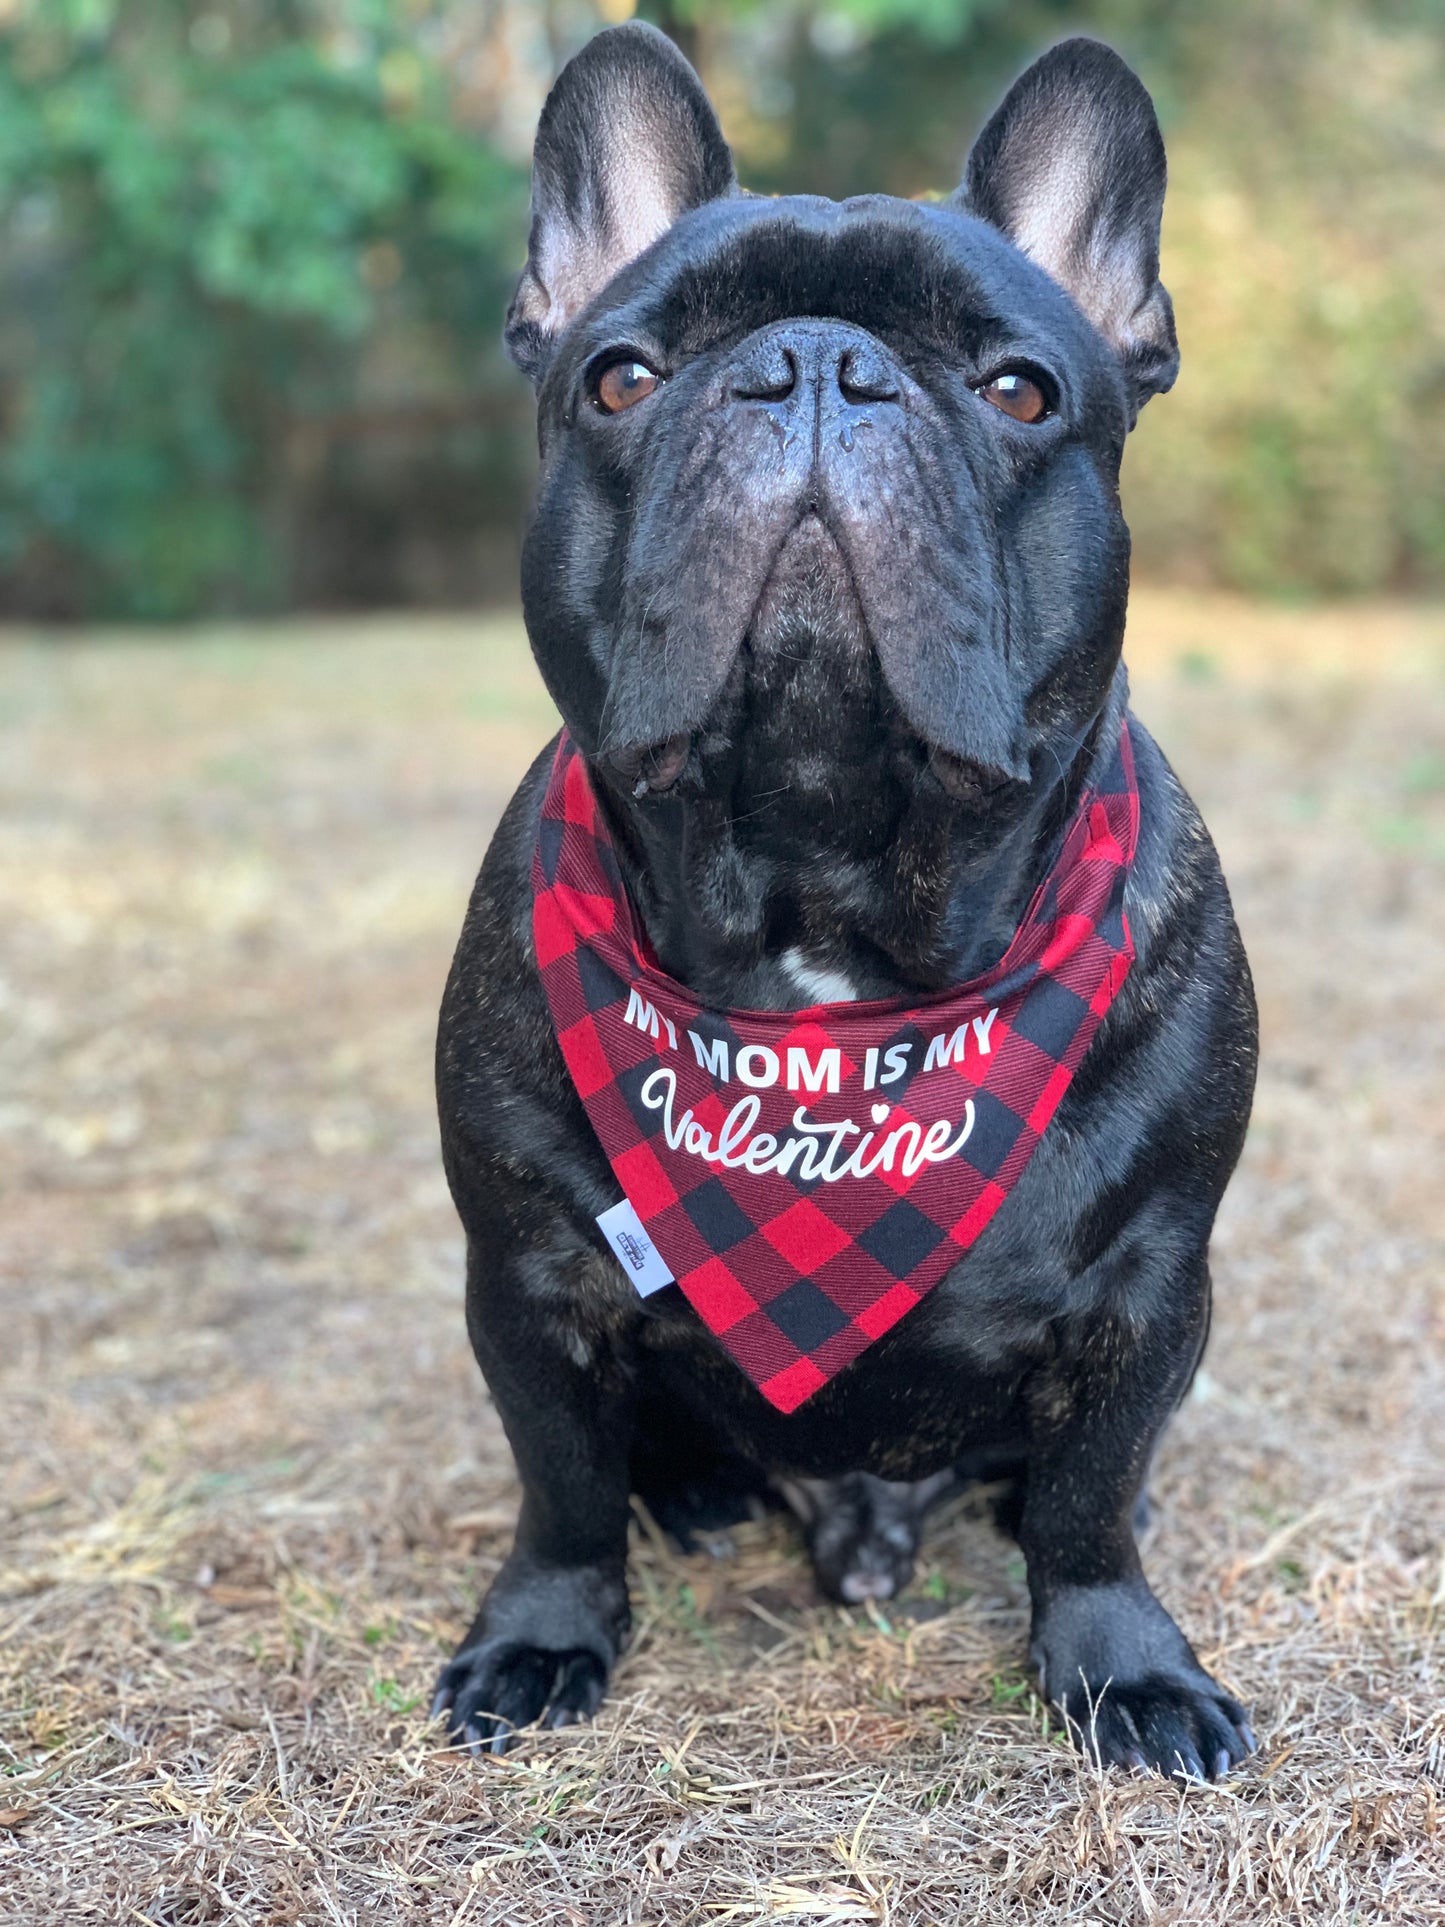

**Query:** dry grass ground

left=1, top=591, right=1443, bottom=1925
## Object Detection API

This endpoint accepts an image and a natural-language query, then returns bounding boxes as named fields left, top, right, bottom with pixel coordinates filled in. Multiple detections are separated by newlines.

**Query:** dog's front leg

left=1019, top=1258, right=1254, bottom=1781
left=432, top=1238, right=636, bottom=1753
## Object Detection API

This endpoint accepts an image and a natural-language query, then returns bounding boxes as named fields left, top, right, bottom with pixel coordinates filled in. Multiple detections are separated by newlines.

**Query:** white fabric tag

left=597, top=1198, right=675, bottom=1297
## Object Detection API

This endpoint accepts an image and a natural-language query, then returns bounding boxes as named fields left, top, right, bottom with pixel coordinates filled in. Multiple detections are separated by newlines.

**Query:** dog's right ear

left=506, top=23, right=735, bottom=383
left=961, top=38, right=1178, bottom=419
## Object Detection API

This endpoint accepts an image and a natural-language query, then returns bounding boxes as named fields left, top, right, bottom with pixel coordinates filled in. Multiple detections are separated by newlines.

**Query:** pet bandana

left=533, top=724, right=1139, bottom=1414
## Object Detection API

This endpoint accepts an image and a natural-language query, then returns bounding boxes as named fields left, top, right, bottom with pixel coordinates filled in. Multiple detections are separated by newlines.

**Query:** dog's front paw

left=432, top=1556, right=627, bottom=1755
left=431, top=1639, right=609, bottom=1755
left=1030, top=1580, right=1255, bottom=1781
left=1050, top=1666, right=1254, bottom=1782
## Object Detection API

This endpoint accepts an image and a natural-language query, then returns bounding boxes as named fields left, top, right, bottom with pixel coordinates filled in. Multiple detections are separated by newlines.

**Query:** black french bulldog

left=432, top=23, right=1258, bottom=1780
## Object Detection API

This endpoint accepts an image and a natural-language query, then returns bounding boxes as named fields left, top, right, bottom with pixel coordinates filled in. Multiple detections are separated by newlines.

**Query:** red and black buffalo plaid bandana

left=533, top=724, right=1139, bottom=1414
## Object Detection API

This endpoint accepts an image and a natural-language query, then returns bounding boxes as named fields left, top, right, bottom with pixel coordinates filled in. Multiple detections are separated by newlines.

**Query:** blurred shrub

left=0, top=0, right=1438, bottom=616
left=1118, top=0, right=1445, bottom=595
left=0, top=0, right=527, bottom=616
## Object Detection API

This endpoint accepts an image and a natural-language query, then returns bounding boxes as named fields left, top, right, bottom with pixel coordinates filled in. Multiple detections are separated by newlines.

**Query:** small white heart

left=871, top=1103, right=891, bottom=1125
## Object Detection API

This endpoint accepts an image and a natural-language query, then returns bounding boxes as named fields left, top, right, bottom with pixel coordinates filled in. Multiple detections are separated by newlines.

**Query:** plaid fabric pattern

left=533, top=725, right=1139, bottom=1414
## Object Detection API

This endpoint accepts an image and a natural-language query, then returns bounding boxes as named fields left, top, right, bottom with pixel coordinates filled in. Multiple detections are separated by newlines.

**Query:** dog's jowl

left=432, top=24, right=1258, bottom=1780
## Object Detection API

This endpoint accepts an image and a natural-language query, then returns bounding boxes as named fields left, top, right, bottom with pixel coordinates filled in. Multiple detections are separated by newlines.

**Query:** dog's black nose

left=728, top=322, right=901, bottom=411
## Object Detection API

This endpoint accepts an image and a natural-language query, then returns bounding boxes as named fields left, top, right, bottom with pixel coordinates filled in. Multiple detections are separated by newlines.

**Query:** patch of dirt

left=1, top=598, right=1443, bottom=1923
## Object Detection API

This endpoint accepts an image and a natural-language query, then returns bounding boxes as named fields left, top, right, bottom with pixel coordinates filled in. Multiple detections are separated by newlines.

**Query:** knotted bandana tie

left=533, top=725, right=1139, bottom=1414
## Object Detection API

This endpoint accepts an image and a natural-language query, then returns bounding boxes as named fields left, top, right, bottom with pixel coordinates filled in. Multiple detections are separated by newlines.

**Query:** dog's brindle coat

left=433, top=25, right=1258, bottom=1779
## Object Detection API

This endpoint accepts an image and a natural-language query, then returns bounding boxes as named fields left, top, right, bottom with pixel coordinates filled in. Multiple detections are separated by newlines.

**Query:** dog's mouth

left=611, top=732, right=692, bottom=800
left=611, top=511, right=874, bottom=799
left=608, top=511, right=1018, bottom=807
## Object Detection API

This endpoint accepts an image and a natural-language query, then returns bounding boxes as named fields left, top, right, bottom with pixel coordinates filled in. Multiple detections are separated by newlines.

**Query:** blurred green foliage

left=0, top=0, right=1439, bottom=617
left=0, top=0, right=525, bottom=615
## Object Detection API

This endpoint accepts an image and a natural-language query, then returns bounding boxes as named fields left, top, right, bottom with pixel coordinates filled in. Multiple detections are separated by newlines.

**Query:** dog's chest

left=678, top=648, right=952, bottom=1005
left=636, top=1275, right=1036, bottom=1477
left=630, top=1153, right=1074, bottom=1476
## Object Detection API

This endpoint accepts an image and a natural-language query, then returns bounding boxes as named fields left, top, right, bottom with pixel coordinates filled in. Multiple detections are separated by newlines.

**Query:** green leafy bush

left=0, top=1, right=526, bottom=616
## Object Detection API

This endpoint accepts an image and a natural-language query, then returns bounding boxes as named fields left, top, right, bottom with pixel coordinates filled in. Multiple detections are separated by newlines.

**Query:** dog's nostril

left=837, top=348, right=899, bottom=405
left=733, top=347, right=797, bottom=403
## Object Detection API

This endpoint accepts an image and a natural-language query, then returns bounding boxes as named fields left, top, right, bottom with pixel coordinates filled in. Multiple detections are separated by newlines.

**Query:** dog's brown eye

left=595, top=359, right=661, bottom=414
left=977, top=372, right=1049, bottom=423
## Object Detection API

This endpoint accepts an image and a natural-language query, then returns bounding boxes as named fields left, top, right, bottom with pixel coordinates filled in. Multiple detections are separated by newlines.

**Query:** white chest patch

left=781, top=948, right=860, bottom=1006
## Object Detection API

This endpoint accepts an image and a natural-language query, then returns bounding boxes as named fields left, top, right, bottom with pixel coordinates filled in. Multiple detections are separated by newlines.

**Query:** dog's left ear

left=506, top=23, right=735, bottom=382
left=961, top=38, right=1178, bottom=418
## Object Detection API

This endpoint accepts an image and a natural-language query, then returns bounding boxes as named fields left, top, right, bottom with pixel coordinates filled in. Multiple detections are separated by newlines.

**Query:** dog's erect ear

left=962, top=38, right=1178, bottom=417
left=506, top=23, right=735, bottom=381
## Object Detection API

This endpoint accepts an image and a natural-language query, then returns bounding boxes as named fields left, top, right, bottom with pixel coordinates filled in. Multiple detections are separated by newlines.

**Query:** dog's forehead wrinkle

left=646, top=202, right=1027, bottom=353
